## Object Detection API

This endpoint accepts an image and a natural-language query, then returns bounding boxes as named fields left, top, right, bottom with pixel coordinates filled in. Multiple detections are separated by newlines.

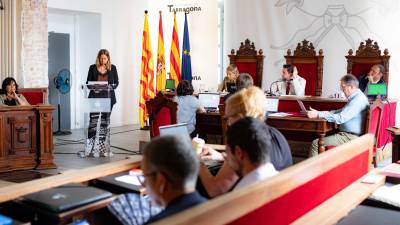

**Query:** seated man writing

left=271, top=64, right=306, bottom=96
left=307, top=74, right=369, bottom=156
left=358, top=64, right=386, bottom=99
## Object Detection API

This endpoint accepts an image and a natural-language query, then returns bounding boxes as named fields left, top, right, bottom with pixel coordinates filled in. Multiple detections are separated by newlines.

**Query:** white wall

left=48, top=9, right=101, bottom=129
left=48, top=0, right=147, bottom=127
left=48, top=0, right=218, bottom=127
left=224, top=0, right=400, bottom=125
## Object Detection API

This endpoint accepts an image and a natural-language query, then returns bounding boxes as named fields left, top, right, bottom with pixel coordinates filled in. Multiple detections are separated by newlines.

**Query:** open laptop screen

left=198, top=93, right=220, bottom=109
left=367, top=83, right=387, bottom=96
left=165, top=79, right=175, bottom=90
left=159, top=123, right=190, bottom=139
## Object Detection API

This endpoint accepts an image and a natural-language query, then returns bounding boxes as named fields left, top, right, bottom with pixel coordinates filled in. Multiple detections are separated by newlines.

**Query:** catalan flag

left=156, top=11, right=166, bottom=93
left=181, top=13, right=192, bottom=83
left=139, top=11, right=155, bottom=128
left=170, top=12, right=181, bottom=87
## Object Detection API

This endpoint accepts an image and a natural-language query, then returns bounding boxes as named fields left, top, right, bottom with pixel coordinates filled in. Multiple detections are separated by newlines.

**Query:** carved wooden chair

left=346, top=38, right=390, bottom=83
left=145, top=92, right=178, bottom=138
left=228, top=39, right=265, bottom=87
left=285, top=40, right=324, bottom=96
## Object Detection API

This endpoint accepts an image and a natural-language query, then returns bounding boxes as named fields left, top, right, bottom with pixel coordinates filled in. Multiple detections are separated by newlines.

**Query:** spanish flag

left=139, top=11, right=155, bottom=128
left=156, top=11, right=166, bottom=93
left=170, top=12, right=181, bottom=87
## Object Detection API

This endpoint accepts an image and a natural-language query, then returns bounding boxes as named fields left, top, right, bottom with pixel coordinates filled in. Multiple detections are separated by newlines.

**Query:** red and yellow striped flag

left=156, top=11, right=166, bottom=93
left=170, top=12, right=181, bottom=87
left=139, top=11, right=155, bottom=128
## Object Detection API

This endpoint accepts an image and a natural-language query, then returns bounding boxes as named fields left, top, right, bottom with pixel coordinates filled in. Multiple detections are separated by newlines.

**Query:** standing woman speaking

left=85, top=49, right=119, bottom=157
left=86, top=49, right=119, bottom=111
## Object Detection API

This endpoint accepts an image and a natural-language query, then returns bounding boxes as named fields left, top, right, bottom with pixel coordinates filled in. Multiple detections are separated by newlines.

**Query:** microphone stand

left=268, top=80, right=281, bottom=96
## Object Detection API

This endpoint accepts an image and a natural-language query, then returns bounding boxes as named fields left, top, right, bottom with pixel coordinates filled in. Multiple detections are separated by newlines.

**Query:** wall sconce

left=0, top=0, right=4, bottom=10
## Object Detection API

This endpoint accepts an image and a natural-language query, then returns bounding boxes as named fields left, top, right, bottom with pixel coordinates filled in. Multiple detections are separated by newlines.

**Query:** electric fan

left=53, top=69, right=72, bottom=135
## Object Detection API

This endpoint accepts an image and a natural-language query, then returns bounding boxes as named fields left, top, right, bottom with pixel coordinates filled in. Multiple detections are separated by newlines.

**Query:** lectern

left=83, top=83, right=113, bottom=157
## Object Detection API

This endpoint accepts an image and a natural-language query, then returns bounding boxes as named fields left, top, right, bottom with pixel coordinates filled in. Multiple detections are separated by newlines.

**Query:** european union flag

left=181, top=13, right=192, bottom=83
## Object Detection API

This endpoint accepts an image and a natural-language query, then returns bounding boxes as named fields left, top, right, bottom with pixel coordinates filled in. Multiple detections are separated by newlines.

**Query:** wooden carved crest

left=287, top=39, right=322, bottom=57
left=348, top=38, right=389, bottom=57
left=231, top=39, right=263, bottom=56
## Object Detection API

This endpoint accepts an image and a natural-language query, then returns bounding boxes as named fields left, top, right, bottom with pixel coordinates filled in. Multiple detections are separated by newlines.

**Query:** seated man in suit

left=142, top=135, right=207, bottom=224
left=358, top=64, right=386, bottom=99
left=271, top=64, right=306, bottom=96
left=307, top=74, right=369, bottom=156
left=225, top=117, right=279, bottom=190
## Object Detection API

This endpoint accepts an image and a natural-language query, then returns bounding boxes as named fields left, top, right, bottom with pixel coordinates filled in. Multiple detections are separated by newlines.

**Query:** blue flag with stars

left=181, top=13, right=192, bottom=83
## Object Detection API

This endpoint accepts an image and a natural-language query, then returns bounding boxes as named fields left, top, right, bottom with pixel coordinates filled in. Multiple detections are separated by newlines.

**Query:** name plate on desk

left=265, top=98, right=279, bottom=112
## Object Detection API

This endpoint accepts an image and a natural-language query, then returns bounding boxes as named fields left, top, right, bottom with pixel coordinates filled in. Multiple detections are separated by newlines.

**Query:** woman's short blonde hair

left=226, top=86, right=266, bottom=120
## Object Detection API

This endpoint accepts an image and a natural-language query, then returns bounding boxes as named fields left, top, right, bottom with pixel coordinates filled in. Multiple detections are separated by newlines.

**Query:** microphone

left=269, top=80, right=283, bottom=96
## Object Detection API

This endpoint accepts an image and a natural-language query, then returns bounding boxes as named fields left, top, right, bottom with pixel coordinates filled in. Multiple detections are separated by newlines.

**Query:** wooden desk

left=267, top=115, right=336, bottom=153
left=386, top=127, right=400, bottom=163
left=0, top=105, right=55, bottom=172
left=196, top=111, right=335, bottom=154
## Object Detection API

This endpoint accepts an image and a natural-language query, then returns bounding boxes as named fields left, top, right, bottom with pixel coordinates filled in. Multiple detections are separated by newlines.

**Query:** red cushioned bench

left=19, top=88, right=48, bottom=105
left=152, top=134, right=385, bottom=225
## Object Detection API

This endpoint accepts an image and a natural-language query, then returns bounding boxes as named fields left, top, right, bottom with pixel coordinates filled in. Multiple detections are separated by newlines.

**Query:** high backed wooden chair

left=228, top=39, right=265, bottom=87
left=145, top=92, right=178, bottom=137
left=285, top=40, right=324, bottom=96
left=346, top=38, right=390, bottom=83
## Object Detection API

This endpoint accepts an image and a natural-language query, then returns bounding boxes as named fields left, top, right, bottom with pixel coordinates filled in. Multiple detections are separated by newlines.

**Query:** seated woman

left=173, top=80, right=205, bottom=138
left=218, top=64, right=239, bottom=92
left=271, top=64, right=306, bottom=96
left=0, top=77, right=30, bottom=106
left=199, top=86, right=292, bottom=198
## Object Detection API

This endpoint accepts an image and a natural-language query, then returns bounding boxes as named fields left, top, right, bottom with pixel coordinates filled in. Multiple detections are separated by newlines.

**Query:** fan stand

left=53, top=91, right=72, bottom=135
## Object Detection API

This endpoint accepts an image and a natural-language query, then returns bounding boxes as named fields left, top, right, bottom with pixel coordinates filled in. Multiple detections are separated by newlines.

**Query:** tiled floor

left=0, top=125, right=150, bottom=182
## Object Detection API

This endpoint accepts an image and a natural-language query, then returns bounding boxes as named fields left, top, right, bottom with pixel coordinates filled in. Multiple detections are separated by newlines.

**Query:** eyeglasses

left=137, top=172, right=157, bottom=186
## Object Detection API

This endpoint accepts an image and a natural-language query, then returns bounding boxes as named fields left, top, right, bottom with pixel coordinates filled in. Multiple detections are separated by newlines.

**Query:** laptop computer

left=22, top=184, right=112, bottom=213
left=159, top=123, right=191, bottom=139
left=296, top=100, right=308, bottom=114
left=226, top=82, right=237, bottom=93
left=165, top=79, right=175, bottom=91
left=198, top=93, right=220, bottom=112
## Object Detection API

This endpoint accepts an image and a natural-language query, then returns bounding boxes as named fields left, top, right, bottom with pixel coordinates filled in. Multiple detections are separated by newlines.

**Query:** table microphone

left=269, top=80, right=282, bottom=96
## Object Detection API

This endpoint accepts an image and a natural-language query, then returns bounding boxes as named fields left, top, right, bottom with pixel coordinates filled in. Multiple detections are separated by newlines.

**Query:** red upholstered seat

left=146, top=92, right=177, bottom=138
left=18, top=88, right=48, bottom=105
left=285, top=40, right=324, bottom=96
left=346, top=38, right=390, bottom=84
left=228, top=39, right=265, bottom=87
left=236, top=62, right=258, bottom=85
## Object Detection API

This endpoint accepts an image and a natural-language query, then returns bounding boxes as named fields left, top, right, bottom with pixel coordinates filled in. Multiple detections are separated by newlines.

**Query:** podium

left=83, top=83, right=113, bottom=157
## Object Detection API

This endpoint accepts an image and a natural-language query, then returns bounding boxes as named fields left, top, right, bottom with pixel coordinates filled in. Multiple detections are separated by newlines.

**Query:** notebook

left=22, top=184, right=112, bottom=213
left=198, top=93, right=220, bottom=112
left=159, top=123, right=190, bottom=139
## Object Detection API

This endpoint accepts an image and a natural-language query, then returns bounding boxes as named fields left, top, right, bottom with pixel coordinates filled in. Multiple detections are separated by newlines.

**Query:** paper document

left=268, top=112, right=292, bottom=117
left=370, top=184, right=400, bottom=208
left=115, top=175, right=142, bottom=186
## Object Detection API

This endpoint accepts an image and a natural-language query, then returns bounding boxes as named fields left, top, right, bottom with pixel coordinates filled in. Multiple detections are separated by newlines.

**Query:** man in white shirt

left=272, top=64, right=306, bottom=96
left=225, top=117, right=279, bottom=190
